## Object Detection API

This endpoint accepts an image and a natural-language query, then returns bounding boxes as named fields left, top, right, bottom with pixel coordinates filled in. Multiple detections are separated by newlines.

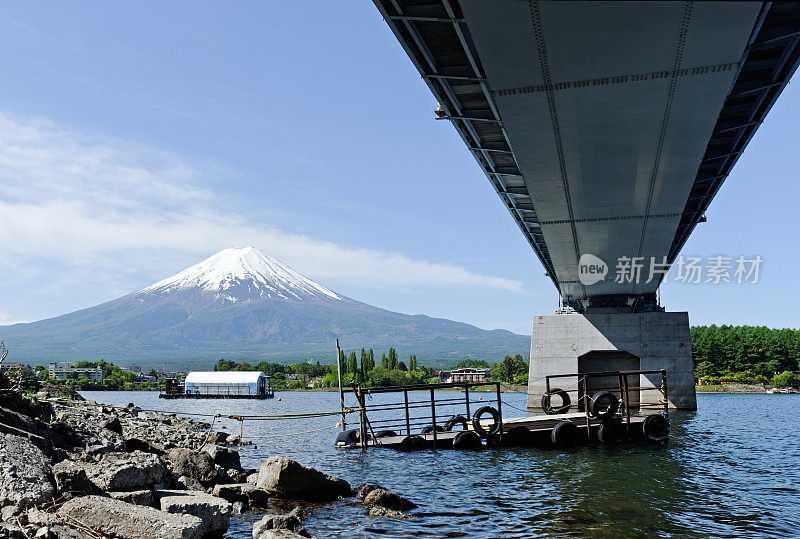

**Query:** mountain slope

left=1, top=247, right=529, bottom=368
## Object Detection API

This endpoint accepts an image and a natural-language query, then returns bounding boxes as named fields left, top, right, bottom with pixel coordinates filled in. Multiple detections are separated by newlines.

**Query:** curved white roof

left=185, top=371, right=268, bottom=384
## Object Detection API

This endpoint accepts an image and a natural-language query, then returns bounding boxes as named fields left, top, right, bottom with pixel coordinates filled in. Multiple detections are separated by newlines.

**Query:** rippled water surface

left=80, top=391, right=800, bottom=538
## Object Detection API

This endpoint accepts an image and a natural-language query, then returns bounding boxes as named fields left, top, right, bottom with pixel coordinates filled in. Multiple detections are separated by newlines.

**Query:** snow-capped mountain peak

left=141, top=247, right=342, bottom=302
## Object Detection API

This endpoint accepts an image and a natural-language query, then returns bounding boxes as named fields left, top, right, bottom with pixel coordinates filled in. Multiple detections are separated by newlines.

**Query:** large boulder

left=0, top=434, right=55, bottom=508
left=212, top=484, right=269, bottom=508
left=252, top=507, right=310, bottom=539
left=109, top=489, right=155, bottom=507
left=52, top=460, right=100, bottom=496
left=255, top=457, right=351, bottom=501
left=86, top=451, right=169, bottom=491
left=166, top=449, right=217, bottom=485
left=59, top=496, right=203, bottom=539
left=202, top=445, right=241, bottom=471
left=157, top=490, right=231, bottom=537
left=100, top=417, right=123, bottom=435
left=362, top=488, right=416, bottom=512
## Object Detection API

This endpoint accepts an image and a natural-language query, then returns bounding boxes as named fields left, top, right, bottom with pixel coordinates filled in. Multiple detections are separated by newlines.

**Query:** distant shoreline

left=695, top=384, right=798, bottom=394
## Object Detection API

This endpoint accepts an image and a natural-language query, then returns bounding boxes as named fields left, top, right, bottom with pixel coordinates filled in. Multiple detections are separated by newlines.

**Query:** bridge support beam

left=527, top=312, right=697, bottom=410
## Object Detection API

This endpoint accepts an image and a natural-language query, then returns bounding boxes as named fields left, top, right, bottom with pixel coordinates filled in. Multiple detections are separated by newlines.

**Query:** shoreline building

left=438, top=368, right=491, bottom=384
left=48, top=362, right=103, bottom=382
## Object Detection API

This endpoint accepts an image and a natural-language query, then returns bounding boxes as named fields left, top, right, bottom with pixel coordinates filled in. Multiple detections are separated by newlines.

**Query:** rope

left=49, top=400, right=361, bottom=422
left=244, top=423, right=340, bottom=439
left=226, top=408, right=360, bottom=420
left=501, top=400, right=531, bottom=413
left=198, top=414, right=221, bottom=450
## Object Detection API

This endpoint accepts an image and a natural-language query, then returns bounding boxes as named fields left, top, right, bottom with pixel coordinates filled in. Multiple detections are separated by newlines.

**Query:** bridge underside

left=375, top=1, right=800, bottom=310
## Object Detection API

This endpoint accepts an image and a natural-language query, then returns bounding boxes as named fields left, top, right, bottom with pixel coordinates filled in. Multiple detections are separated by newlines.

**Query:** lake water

left=80, top=391, right=800, bottom=538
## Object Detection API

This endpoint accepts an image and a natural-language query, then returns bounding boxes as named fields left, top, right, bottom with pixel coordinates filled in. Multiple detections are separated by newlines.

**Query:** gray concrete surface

left=527, top=312, right=697, bottom=410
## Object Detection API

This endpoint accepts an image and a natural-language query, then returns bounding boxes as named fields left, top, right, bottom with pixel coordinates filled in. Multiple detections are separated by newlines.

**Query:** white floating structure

left=178, top=371, right=273, bottom=399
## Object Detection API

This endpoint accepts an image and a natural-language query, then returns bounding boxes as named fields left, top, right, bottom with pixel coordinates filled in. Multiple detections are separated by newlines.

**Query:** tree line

left=215, top=348, right=438, bottom=389
left=691, top=325, right=800, bottom=387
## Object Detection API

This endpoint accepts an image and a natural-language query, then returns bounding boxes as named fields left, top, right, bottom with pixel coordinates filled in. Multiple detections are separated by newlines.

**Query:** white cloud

left=0, top=113, right=523, bottom=293
left=0, top=310, right=27, bottom=326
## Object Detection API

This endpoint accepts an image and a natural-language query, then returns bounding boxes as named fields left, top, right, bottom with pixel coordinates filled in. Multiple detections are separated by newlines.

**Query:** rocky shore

left=0, top=387, right=415, bottom=538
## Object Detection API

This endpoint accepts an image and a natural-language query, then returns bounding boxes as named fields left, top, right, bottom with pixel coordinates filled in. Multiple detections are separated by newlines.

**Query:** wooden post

left=336, top=339, right=346, bottom=432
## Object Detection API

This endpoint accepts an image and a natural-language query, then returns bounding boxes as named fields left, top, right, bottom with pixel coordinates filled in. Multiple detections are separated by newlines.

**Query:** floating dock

left=336, top=370, right=670, bottom=450
left=159, top=372, right=275, bottom=399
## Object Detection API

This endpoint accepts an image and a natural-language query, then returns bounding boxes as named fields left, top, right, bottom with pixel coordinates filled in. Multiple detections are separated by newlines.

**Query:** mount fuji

left=2, top=247, right=528, bottom=368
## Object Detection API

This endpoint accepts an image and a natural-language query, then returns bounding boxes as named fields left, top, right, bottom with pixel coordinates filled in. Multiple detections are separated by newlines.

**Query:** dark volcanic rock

left=0, top=434, right=55, bottom=508
left=52, top=459, right=100, bottom=496
left=166, top=448, right=217, bottom=486
left=157, top=490, right=232, bottom=537
left=356, top=484, right=383, bottom=500
left=252, top=507, right=310, bottom=539
left=362, top=488, right=416, bottom=511
left=202, top=444, right=241, bottom=471
left=255, top=457, right=351, bottom=501
left=86, top=451, right=169, bottom=491
left=59, top=496, right=203, bottom=539
left=100, top=417, right=123, bottom=435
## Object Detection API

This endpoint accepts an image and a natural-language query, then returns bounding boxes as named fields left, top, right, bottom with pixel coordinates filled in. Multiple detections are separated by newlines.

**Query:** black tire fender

left=472, top=406, right=501, bottom=437
left=452, top=430, right=482, bottom=449
left=335, top=429, right=360, bottom=447
left=642, top=414, right=670, bottom=442
left=597, top=417, right=626, bottom=444
left=551, top=420, right=578, bottom=449
left=421, top=425, right=445, bottom=434
left=375, top=430, right=397, bottom=439
left=506, top=425, right=532, bottom=446
left=399, top=434, right=427, bottom=451
left=541, top=388, right=571, bottom=415
left=589, top=392, right=619, bottom=419
left=444, top=415, right=469, bottom=431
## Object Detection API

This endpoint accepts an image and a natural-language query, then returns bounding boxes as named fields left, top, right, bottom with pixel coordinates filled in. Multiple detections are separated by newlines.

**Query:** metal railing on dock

left=544, top=369, right=668, bottom=437
left=345, top=381, right=503, bottom=449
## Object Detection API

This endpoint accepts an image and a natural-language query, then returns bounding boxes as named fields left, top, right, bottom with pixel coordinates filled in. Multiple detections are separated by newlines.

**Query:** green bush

left=772, top=371, right=799, bottom=389
left=287, top=380, right=305, bottom=390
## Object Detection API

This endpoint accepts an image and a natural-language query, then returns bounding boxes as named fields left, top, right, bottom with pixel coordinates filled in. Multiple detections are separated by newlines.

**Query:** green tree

left=348, top=352, right=358, bottom=382
left=388, top=348, right=398, bottom=370
left=360, top=348, right=367, bottom=381
left=455, top=359, right=490, bottom=369
left=380, top=352, right=388, bottom=369
left=490, top=354, right=527, bottom=384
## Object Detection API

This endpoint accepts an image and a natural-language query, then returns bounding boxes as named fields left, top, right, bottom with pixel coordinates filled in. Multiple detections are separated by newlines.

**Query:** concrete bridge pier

left=526, top=312, right=697, bottom=411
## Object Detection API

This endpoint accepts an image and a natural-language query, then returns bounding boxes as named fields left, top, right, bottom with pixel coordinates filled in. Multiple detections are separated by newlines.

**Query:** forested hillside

left=691, top=325, right=800, bottom=386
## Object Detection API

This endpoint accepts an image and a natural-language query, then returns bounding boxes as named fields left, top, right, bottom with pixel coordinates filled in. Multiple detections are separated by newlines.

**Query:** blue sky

left=0, top=2, right=797, bottom=335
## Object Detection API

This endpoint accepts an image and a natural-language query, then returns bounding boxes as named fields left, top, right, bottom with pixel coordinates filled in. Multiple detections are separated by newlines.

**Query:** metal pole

left=622, top=373, right=631, bottom=434
left=430, top=388, right=437, bottom=449
left=464, top=386, right=471, bottom=420
left=495, top=382, right=503, bottom=445
left=582, top=375, right=591, bottom=437
left=661, top=369, right=669, bottom=414
left=336, top=339, right=346, bottom=432
left=404, top=390, right=411, bottom=436
left=357, top=386, right=367, bottom=449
